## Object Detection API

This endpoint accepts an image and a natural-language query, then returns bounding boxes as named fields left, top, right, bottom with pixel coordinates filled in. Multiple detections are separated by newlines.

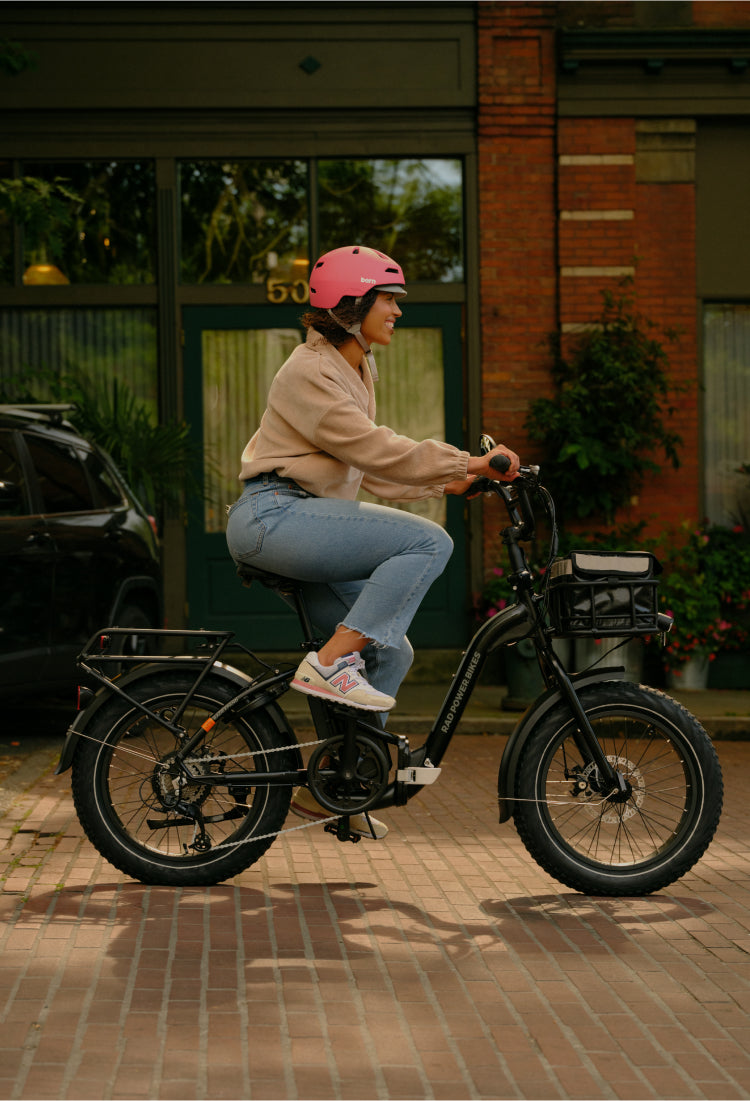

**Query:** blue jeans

left=226, top=474, right=454, bottom=700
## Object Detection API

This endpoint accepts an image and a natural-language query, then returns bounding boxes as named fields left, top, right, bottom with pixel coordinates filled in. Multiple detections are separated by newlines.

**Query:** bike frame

left=58, top=471, right=629, bottom=823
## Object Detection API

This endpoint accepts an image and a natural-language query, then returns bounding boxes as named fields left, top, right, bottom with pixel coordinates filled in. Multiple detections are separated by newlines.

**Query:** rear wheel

left=512, top=682, right=723, bottom=896
left=71, top=671, right=297, bottom=886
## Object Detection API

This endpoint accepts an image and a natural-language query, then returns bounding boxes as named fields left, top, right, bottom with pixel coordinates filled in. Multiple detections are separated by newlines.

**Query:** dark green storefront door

left=183, top=303, right=470, bottom=649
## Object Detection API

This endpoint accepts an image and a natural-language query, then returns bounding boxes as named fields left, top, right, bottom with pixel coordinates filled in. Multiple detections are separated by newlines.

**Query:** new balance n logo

left=329, top=671, right=359, bottom=694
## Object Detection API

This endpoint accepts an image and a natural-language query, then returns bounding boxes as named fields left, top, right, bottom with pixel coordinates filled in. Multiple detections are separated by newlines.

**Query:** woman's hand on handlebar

left=444, top=475, right=479, bottom=496
left=467, top=444, right=520, bottom=482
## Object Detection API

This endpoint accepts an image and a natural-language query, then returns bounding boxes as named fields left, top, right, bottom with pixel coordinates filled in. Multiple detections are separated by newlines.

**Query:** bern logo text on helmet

left=360, top=277, right=376, bottom=285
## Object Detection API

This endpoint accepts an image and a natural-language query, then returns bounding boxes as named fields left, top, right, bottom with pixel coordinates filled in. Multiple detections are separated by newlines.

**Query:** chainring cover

left=306, top=733, right=391, bottom=815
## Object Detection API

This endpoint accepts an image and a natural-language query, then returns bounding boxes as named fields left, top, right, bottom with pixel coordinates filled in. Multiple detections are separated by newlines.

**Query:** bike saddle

left=236, top=562, right=301, bottom=594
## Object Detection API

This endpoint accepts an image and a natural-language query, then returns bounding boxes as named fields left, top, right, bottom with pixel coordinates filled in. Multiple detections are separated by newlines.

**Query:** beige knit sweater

left=239, top=329, right=470, bottom=501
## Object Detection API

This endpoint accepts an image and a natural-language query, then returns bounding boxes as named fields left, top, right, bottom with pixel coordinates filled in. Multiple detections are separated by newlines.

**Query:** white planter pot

left=666, top=656, right=710, bottom=691
left=574, top=636, right=644, bottom=683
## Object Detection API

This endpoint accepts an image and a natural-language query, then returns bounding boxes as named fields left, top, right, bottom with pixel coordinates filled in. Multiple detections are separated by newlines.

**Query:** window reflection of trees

left=318, top=159, right=463, bottom=283
left=180, top=161, right=309, bottom=286
left=179, top=157, right=464, bottom=287
left=21, top=160, right=156, bottom=285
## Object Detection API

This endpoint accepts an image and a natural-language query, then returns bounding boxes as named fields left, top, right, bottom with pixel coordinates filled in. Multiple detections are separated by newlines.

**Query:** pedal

left=324, top=820, right=361, bottom=844
left=396, top=762, right=441, bottom=785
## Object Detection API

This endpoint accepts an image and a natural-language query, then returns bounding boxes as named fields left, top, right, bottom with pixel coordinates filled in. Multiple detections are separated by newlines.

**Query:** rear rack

left=76, top=627, right=295, bottom=732
left=78, top=627, right=238, bottom=668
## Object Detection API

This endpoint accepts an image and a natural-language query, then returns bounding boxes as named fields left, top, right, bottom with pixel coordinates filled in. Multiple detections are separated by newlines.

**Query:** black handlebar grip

left=488, top=453, right=511, bottom=474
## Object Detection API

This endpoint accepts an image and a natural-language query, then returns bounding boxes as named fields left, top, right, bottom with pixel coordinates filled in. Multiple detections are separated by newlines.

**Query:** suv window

left=25, top=434, right=95, bottom=513
left=84, top=451, right=126, bottom=509
left=0, top=430, right=30, bottom=516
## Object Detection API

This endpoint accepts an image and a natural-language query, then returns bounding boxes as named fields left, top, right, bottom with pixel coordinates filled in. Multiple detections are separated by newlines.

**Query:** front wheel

left=71, top=671, right=299, bottom=886
left=512, top=682, right=723, bottom=896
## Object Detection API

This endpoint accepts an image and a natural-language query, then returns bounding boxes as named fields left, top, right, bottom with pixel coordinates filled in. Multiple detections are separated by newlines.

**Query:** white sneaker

left=290, top=787, right=389, bottom=840
left=291, top=651, right=396, bottom=712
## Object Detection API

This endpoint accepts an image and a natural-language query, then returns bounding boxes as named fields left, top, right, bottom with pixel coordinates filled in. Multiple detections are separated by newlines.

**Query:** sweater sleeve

left=277, top=363, right=469, bottom=488
left=360, top=473, right=446, bottom=501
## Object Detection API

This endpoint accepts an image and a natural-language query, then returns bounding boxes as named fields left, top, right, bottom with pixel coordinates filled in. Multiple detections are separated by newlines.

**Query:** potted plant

left=652, top=524, right=728, bottom=689
left=474, top=563, right=547, bottom=709
left=473, top=553, right=582, bottom=708
left=524, top=278, right=683, bottom=527
left=697, top=522, right=750, bottom=689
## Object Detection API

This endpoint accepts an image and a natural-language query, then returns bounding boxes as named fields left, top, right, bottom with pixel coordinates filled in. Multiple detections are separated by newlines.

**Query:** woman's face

left=361, top=291, right=403, bottom=347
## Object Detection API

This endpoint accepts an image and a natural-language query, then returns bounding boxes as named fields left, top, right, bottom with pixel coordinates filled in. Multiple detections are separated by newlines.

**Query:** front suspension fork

left=542, top=643, right=627, bottom=793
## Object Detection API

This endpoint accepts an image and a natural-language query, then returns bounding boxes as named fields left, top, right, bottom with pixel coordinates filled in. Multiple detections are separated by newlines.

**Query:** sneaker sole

left=291, top=677, right=393, bottom=712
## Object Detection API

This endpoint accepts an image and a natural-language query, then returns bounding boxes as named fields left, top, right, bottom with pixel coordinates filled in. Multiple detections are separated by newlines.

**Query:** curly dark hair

left=300, top=289, right=379, bottom=348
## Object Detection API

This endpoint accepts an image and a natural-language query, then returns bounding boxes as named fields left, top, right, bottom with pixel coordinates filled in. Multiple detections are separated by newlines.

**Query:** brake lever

left=463, top=475, right=500, bottom=498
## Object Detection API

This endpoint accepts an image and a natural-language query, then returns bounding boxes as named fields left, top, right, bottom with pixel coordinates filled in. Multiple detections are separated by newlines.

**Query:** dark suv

left=0, top=404, right=162, bottom=696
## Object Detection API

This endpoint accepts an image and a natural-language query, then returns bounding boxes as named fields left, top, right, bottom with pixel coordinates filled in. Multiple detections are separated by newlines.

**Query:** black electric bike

left=57, top=443, right=723, bottom=896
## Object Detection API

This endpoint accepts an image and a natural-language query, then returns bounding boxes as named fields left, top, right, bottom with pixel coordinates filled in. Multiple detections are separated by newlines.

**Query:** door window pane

left=21, top=160, right=156, bottom=285
left=180, top=160, right=309, bottom=286
left=703, top=304, right=750, bottom=525
left=318, top=158, right=464, bottom=282
left=367, top=328, right=447, bottom=526
left=202, top=328, right=302, bottom=532
left=0, top=308, right=158, bottom=416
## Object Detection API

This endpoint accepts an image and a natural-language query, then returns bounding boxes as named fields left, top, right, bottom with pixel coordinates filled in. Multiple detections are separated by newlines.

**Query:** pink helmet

left=309, top=245, right=406, bottom=309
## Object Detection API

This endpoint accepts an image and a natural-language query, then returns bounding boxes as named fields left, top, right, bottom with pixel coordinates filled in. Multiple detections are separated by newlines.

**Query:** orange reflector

left=201, top=718, right=216, bottom=733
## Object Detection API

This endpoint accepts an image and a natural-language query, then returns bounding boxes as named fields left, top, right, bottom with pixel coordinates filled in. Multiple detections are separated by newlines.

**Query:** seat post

left=288, top=586, right=321, bottom=652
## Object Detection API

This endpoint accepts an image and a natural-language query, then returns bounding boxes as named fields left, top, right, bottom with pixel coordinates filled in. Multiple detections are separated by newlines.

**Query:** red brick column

left=477, top=1, right=558, bottom=567
left=633, top=175, right=699, bottom=529
left=557, top=115, right=699, bottom=532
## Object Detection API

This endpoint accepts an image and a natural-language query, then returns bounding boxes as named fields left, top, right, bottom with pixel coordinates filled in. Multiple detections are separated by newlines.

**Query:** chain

left=183, top=738, right=327, bottom=766
left=187, top=810, right=341, bottom=852
left=66, top=724, right=328, bottom=766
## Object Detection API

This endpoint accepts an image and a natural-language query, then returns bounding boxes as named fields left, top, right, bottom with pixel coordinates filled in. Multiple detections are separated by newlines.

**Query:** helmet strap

left=326, top=310, right=379, bottom=382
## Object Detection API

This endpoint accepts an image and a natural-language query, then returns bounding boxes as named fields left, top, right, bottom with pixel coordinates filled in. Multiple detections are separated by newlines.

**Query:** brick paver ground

left=1, top=730, right=749, bottom=1101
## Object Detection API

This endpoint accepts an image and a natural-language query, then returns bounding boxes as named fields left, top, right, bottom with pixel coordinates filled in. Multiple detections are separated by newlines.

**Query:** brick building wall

left=557, top=116, right=699, bottom=534
left=477, top=1, right=558, bottom=568
left=476, top=0, right=750, bottom=572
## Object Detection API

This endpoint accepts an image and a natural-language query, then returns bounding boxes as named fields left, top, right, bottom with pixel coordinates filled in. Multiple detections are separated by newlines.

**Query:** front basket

left=548, top=551, right=661, bottom=638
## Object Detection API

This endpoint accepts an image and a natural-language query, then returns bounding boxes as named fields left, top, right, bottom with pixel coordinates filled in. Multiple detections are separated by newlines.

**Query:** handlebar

left=489, top=453, right=511, bottom=474
left=473, top=433, right=546, bottom=556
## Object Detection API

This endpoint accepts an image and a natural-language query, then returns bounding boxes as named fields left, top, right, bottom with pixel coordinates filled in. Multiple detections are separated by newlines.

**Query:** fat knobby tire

left=71, top=671, right=297, bottom=886
left=512, top=681, right=723, bottom=896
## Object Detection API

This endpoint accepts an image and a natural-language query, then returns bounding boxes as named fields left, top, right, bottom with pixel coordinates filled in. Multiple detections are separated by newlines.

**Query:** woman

left=227, top=245, right=519, bottom=836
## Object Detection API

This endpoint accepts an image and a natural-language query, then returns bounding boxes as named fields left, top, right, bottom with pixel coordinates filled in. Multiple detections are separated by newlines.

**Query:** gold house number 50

left=266, top=277, right=310, bottom=304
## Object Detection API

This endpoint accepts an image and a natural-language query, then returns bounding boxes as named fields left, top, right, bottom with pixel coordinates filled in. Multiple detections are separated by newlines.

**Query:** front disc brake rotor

left=580, top=755, right=644, bottom=823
